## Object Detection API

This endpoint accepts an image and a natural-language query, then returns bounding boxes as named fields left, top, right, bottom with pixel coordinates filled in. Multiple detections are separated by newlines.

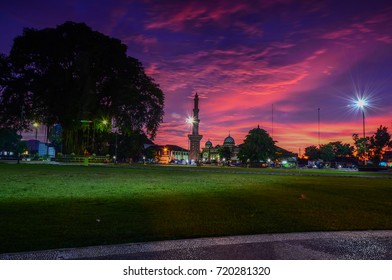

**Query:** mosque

left=186, top=93, right=240, bottom=164
left=150, top=92, right=295, bottom=165
left=201, top=134, right=240, bottom=163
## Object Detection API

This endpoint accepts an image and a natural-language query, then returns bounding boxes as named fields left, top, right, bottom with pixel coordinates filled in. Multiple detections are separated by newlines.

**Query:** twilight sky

left=1, top=0, right=392, bottom=153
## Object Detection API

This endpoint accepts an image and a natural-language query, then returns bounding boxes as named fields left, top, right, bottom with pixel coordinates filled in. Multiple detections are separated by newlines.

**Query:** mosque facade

left=151, top=92, right=295, bottom=165
left=187, top=93, right=241, bottom=163
left=201, top=134, right=241, bottom=163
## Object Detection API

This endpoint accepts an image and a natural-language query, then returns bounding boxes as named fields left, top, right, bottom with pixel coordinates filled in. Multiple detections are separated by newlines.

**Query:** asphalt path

left=1, top=231, right=391, bottom=260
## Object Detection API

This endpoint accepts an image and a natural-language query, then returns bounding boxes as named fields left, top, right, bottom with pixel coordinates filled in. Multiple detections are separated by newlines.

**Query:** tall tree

left=0, top=22, right=164, bottom=155
left=238, top=126, right=276, bottom=163
left=0, top=128, right=28, bottom=163
left=319, top=143, right=335, bottom=162
left=329, top=141, right=354, bottom=160
left=304, top=145, right=319, bottom=160
left=0, top=54, right=28, bottom=131
left=352, top=133, right=368, bottom=163
left=0, top=128, right=21, bottom=152
left=368, top=126, right=391, bottom=164
left=0, top=54, right=9, bottom=92
left=305, top=141, right=353, bottom=163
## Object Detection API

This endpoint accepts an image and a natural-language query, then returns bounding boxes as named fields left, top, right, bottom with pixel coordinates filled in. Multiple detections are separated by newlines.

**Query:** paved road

left=1, top=231, right=391, bottom=260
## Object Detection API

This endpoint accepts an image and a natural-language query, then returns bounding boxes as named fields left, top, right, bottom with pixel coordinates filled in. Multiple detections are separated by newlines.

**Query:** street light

left=354, top=97, right=368, bottom=165
left=354, top=98, right=367, bottom=139
left=111, top=118, right=118, bottom=164
left=33, top=122, right=39, bottom=140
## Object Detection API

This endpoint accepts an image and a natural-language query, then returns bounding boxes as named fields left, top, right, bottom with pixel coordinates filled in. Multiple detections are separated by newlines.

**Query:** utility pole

left=271, top=104, right=274, bottom=139
left=318, top=108, right=320, bottom=147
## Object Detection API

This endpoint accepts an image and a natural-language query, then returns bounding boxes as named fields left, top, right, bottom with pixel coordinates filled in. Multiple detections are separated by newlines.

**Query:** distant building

left=201, top=134, right=240, bottom=163
left=26, top=139, right=40, bottom=153
left=25, top=139, right=55, bottom=158
left=146, top=144, right=189, bottom=164
left=149, top=91, right=298, bottom=166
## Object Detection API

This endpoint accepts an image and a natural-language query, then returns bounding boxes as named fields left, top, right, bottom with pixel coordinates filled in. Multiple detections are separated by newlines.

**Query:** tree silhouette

left=368, top=126, right=391, bottom=165
left=238, top=126, right=276, bottom=163
left=0, top=22, right=164, bottom=156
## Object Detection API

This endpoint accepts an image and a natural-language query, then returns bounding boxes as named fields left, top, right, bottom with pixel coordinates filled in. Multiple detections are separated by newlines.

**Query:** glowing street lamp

left=33, top=122, right=39, bottom=140
left=354, top=97, right=368, bottom=165
left=354, top=98, right=367, bottom=139
left=355, top=98, right=367, bottom=110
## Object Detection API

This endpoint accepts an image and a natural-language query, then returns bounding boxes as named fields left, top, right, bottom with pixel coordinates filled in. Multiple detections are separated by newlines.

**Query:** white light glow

left=355, top=98, right=367, bottom=109
left=186, top=116, right=195, bottom=124
left=346, top=94, right=376, bottom=116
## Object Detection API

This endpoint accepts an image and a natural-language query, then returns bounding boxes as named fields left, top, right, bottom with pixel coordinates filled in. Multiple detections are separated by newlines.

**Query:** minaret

left=188, top=93, right=203, bottom=162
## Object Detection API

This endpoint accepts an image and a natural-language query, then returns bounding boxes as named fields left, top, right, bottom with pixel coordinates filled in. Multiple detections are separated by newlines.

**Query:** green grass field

left=1, top=163, right=391, bottom=253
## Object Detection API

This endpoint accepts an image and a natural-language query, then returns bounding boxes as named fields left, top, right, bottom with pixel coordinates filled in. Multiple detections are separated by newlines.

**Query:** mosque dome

left=205, top=140, right=213, bottom=148
left=223, top=134, right=235, bottom=145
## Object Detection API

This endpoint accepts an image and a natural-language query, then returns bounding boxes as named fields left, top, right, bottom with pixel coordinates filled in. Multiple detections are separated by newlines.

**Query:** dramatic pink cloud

left=2, top=0, right=392, bottom=154
left=145, top=1, right=250, bottom=31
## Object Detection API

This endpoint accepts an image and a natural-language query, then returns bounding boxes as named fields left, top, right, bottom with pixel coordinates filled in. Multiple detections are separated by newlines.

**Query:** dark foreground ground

left=1, top=230, right=391, bottom=260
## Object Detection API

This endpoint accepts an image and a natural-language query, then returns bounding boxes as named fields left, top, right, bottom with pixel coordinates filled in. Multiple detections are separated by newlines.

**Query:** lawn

left=0, top=163, right=391, bottom=253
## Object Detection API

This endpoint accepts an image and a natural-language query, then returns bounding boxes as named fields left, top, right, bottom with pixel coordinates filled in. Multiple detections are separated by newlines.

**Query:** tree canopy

left=0, top=22, right=164, bottom=156
left=0, top=128, right=21, bottom=152
left=305, top=141, right=353, bottom=162
left=238, top=126, right=276, bottom=163
left=352, top=126, right=392, bottom=165
left=304, top=145, right=319, bottom=160
left=368, top=126, right=392, bottom=164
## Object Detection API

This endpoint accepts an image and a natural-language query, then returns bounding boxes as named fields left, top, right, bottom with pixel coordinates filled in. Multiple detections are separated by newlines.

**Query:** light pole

left=355, top=98, right=368, bottom=165
left=101, top=119, right=108, bottom=156
left=33, top=122, right=39, bottom=140
left=110, top=118, right=118, bottom=164
left=318, top=108, right=320, bottom=147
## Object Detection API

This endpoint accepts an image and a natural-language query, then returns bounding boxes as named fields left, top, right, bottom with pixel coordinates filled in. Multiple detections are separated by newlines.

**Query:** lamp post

left=33, top=122, right=39, bottom=140
left=101, top=119, right=108, bottom=156
left=111, top=118, right=118, bottom=164
left=355, top=98, right=368, bottom=165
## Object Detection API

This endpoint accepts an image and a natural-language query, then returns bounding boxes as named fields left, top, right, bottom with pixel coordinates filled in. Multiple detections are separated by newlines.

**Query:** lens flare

left=355, top=98, right=367, bottom=109
left=186, top=116, right=195, bottom=124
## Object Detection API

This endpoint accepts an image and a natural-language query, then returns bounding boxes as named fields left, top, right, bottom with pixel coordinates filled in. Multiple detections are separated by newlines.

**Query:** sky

left=1, top=0, right=392, bottom=153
